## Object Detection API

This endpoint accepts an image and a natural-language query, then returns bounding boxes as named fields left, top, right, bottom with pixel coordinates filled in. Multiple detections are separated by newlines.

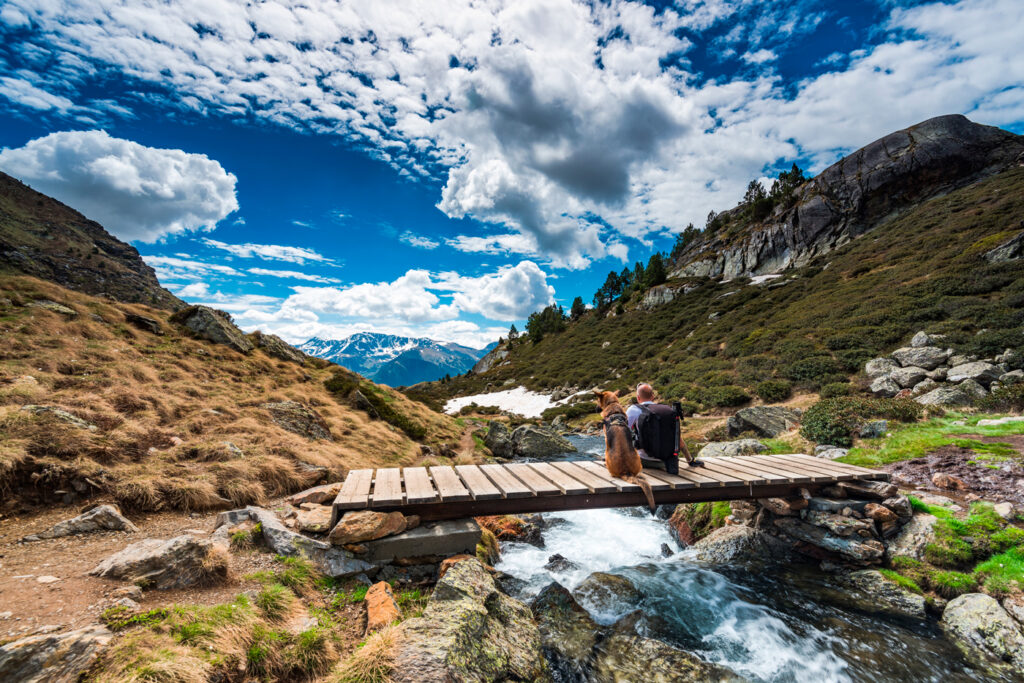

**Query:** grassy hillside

left=418, top=166, right=1024, bottom=409
left=0, top=276, right=463, bottom=513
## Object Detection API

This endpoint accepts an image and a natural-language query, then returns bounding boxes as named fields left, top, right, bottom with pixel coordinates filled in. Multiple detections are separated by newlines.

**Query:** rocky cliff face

left=0, top=171, right=182, bottom=310
left=672, top=115, right=1024, bottom=279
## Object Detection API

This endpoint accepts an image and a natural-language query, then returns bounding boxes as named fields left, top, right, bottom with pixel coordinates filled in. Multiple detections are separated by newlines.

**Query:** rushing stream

left=494, top=435, right=987, bottom=682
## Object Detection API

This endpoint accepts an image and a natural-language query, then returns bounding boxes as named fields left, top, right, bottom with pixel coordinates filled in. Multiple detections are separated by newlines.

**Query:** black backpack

left=632, top=403, right=681, bottom=474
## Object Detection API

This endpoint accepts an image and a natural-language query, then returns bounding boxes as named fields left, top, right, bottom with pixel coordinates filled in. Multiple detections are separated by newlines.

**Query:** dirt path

left=0, top=502, right=288, bottom=641
left=885, top=433, right=1024, bottom=508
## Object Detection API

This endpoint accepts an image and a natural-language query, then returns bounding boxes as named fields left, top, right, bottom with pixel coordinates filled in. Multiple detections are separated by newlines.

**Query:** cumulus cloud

left=4, top=0, right=1022, bottom=266
left=202, top=239, right=333, bottom=265
left=0, top=130, right=238, bottom=241
left=438, top=261, right=556, bottom=320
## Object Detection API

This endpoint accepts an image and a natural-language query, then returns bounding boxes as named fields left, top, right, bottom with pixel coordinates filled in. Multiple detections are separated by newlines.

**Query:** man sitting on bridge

left=626, top=383, right=701, bottom=475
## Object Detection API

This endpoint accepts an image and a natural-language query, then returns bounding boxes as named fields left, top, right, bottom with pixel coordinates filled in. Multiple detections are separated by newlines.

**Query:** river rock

left=691, top=525, right=790, bottom=564
left=573, top=572, right=643, bottom=623
left=365, top=581, right=401, bottom=633
left=591, top=612, right=740, bottom=682
left=946, top=361, right=1001, bottom=387
left=250, top=330, right=306, bottom=363
left=890, top=366, right=927, bottom=388
left=510, top=424, right=577, bottom=458
left=287, top=482, right=342, bottom=505
left=89, top=534, right=229, bottom=589
left=328, top=510, right=409, bottom=545
left=773, top=517, right=884, bottom=564
left=390, top=558, right=548, bottom=682
left=892, top=346, right=949, bottom=370
left=20, top=405, right=96, bottom=431
left=699, top=439, right=767, bottom=458
left=840, top=569, right=927, bottom=619
left=22, top=504, right=138, bottom=542
left=915, top=386, right=971, bottom=406
left=869, top=376, right=900, bottom=398
left=0, top=624, right=112, bottom=683
left=532, top=582, right=600, bottom=680
left=544, top=553, right=580, bottom=573
left=726, top=406, right=800, bottom=438
left=942, top=593, right=1024, bottom=676
left=865, top=357, right=899, bottom=378
left=261, top=400, right=332, bottom=440
left=169, top=305, right=253, bottom=353
left=837, top=480, right=898, bottom=500
left=883, top=496, right=913, bottom=518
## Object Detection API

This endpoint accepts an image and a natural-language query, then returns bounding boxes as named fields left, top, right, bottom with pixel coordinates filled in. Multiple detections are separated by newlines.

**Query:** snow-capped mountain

left=298, top=332, right=497, bottom=386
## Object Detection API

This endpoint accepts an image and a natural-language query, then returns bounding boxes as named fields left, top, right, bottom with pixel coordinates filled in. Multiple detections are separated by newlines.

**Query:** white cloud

left=438, top=261, right=556, bottom=320
left=143, top=255, right=242, bottom=281
left=0, top=76, right=74, bottom=111
left=0, top=130, right=238, bottom=242
left=173, top=282, right=281, bottom=311
left=399, top=231, right=440, bottom=250
left=247, top=267, right=341, bottom=284
left=6, top=0, right=1023, bottom=266
left=202, top=239, right=333, bottom=265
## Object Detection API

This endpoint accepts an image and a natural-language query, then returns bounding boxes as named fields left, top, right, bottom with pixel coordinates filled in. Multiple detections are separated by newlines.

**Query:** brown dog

left=594, top=390, right=656, bottom=512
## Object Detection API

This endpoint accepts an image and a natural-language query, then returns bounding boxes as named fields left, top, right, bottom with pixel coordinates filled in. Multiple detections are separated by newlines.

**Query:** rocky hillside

left=0, top=275, right=463, bottom=513
left=301, top=332, right=495, bottom=387
left=419, top=115, right=1024, bottom=410
left=0, top=171, right=183, bottom=310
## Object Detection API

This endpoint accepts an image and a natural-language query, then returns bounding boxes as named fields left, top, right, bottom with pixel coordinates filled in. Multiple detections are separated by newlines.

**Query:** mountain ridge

left=299, top=332, right=496, bottom=386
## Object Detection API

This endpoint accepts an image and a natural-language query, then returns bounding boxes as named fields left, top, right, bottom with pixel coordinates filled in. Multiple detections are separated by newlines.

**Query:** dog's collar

left=602, top=412, right=629, bottom=428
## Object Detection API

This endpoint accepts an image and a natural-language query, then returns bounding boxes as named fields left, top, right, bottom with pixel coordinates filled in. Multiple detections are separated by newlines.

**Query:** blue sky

left=0, top=0, right=1021, bottom=348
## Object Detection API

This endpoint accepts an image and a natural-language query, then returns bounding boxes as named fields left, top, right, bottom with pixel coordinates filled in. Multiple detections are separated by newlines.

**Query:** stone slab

left=361, top=518, right=482, bottom=564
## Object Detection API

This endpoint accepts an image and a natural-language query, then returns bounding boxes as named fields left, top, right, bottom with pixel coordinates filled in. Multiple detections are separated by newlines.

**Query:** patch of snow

left=444, top=386, right=581, bottom=418
left=749, top=274, right=782, bottom=285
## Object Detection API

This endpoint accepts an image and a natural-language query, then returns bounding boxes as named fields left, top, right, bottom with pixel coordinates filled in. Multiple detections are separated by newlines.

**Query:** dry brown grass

left=87, top=631, right=212, bottom=683
left=330, top=625, right=400, bottom=683
left=0, top=275, right=466, bottom=513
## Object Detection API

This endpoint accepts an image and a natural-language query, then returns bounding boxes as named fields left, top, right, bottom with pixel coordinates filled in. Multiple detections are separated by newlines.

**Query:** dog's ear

left=611, top=389, right=620, bottom=398
left=593, top=390, right=604, bottom=401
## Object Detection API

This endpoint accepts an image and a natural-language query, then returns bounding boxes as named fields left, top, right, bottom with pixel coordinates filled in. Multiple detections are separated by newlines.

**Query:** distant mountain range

left=299, top=332, right=497, bottom=386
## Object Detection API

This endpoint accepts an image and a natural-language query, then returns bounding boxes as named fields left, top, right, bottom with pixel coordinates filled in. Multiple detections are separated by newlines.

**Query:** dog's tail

left=622, top=473, right=656, bottom=513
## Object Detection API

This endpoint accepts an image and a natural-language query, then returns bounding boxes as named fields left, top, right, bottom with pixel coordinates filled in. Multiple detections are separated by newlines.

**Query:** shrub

left=540, top=402, right=598, bottom=421
left=819, top=382, right=852, bottom=398
left=800, top=396, right=924, bottom=446
left=695, top=385, right=751, bottom=408
left=756, top=380, right=791, bottom=403
left=977, top=383, right=1024, bottom=412
left=783, top=356, right=843, bottom=383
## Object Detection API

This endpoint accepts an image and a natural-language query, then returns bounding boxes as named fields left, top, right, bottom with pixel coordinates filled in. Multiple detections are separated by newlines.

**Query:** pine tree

left=644, top=253, right=667, bottom=288
left=570, top=296, right=586, bottom=320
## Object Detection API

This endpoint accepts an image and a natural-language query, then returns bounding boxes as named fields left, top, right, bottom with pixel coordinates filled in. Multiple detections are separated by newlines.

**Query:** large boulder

left=510, top=424, right=577, bottom=458
left=169, top=305, right=253, bottom=353
left=390, top=558, right=548, bottom=682
left=590, top=612, right=740, bottom=682
left=690, top=525, right=791, bottom=564
left=892, top=346, right=949, bottom=370
left=531, top=582, right=601, bottom=679
left=572, top=572, right=644, bottom=623
left=287, top=482, right=342, bottom=505
left=773, top=517, right=884, bottom=565
left=910, top=331, right=933, bottom=348
left=89, top=534, right=229, bottom=589
left=23, top=504, right=137, bottom=542
left=328, top=510, right=410, bottom=545
left=726, top=406, right=800, bottom=438
left=869, top=376, right=900, bottom=398
left=261, top=401, right=332, bottom=440
left=485, top=421, right=513, bottom=458
left=699, top=439, right=767, bottom=458
left=837, top=570, right=927, bottom=620
left=914, top=386, right=971, bottom=406
left=0, top=625, right=112, bottom=683
left=889, top=366, right=927, bottom=389
left=942, top=593, right=1024, bottom=676
left=249, top=330, right=306, bottom=363
left=216, top=506, right=373, bottom=577
left=984, top=230, right=1024, bottom=263
left=865, top=357, right=899, bottom=378
left=946, top=361, right=1002, bottom=387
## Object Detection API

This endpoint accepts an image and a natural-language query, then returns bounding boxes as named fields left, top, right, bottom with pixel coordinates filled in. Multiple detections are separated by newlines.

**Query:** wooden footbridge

left=331, top=454, right=889, bottom=523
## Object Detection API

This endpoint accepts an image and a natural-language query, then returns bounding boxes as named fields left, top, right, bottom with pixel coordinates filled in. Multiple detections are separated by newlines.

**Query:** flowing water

left=494, top=435, right=988, bottom=682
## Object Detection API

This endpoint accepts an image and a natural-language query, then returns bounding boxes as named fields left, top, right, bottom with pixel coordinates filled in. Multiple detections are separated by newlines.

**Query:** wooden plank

left=678, top=461, right=746, bottom=486
left=699, top=458, right=770, bottom=485
left=528, top=462, right=589, bottom=495
left=550, top=461, right=618, bottom=493
left=738, top=456, right=837, bottom=483
left=428, top=466, right=472, bottom=502
left=335, top=468, right=373, bottom=510
left=706, top=457, right=802, bottom=486
left=640, top=468, right=698, bottom=490
left=506, top=463, right=562, bottom=496
left=767, top=454, right=874, bottom=478
left=780, top=454, right=890, bottom=479
left=575, top=460, right=641, bottom=491
left=760, top=455, right=859, bottom=481
left=633, top=471, right=673, bottom=491
left=716, top=456, right=818, bottom=484
left=454, top=465, right=503, bottom=500
left=371, top=468, right=404, bottom=507
left=664, top=464, right=730, bottom=487
left=480, top=464, right=534, bottom=498
left=402, top=467, right=439, bottom=504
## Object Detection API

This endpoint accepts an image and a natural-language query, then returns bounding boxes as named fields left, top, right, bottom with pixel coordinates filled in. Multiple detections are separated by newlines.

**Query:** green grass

left=907, top=495, right=956, bottom=520
left=879, top=568, right=923, bottom=594
left=255, top=583, right=294, bottom=620
left=930, top=570, right=977, bottom=598
left=973, top=545, right=1024, bottom=597
left=841, top=414, right=1024, bottom=468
